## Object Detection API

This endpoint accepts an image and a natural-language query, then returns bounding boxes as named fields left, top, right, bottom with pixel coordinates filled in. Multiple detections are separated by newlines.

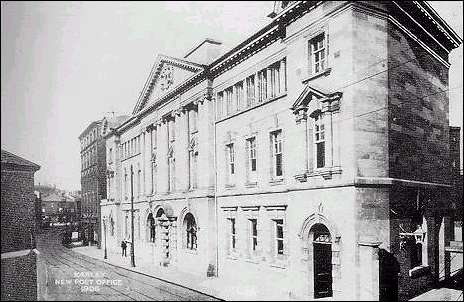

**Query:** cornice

left=210, top=1, right=317, bottom=77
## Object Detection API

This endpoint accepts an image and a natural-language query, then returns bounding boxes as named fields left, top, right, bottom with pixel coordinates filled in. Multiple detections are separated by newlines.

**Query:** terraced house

left=100, top=1, right=462, bottom=300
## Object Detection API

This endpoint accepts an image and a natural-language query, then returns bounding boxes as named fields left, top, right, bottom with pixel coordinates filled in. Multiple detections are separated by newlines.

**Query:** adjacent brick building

left=79, top=115, right=128, bottom=247
left=1, top=149, right=40, bottom=301
left=101, top=1, right=462, bottom=300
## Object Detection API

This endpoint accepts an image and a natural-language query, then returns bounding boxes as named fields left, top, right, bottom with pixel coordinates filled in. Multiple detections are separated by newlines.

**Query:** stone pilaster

left=157, top=119, right=169, bottom=194
left=332, top=110, right=341, bottom=168
left=175, top=109, right=189, bottom=192
left=197, top=95, right=215, bottom=191
left=266, top=67, right=272, bottom=99
left=280, top=58, right=286, bottom=93
left=293, top=107, right=309, bottom=182
left=321, top=106, right=333, bottom=169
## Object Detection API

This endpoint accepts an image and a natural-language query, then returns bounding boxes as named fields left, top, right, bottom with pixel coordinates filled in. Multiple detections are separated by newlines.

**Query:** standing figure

left=121, top=240, right=127, bottom=257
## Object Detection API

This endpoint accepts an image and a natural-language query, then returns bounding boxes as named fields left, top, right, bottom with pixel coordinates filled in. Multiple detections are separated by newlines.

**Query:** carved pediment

left=133, top=55, right=204, bottom=114
left=291, top=84, right=342, bottom=119
left=188, top=136, right=198, bottom=152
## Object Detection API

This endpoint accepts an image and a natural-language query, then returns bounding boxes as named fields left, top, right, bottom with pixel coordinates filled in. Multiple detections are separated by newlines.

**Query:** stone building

left=40, top=192, right=79, bottom=226
left=79, top=115, right=128, bottom=247
left=449, top=126, right=462, bottom=222
left=101, top=1, right=462, bottom=300
left=1, top=149, right=40, bottom=301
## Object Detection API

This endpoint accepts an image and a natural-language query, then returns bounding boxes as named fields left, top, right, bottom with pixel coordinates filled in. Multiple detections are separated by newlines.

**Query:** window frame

left=308, top=32, right=328, bottom=75
left=270, top=130, right=284, bottom=178
left=249, top=218, right=258, bottom=253
left=314, top=114, right=326, bottom=169
left=227, top=143, right=235, bottom=177
left=275, top=219, right=284, bottom=256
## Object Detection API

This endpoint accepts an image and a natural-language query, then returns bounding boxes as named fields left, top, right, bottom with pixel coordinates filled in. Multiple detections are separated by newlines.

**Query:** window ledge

left=269, top=178, right=285, bottom=186
left=307, top=166, right=342, bottom=180
left=245, top=181, right=258, bottom=188
left=244, top=257, right=260, bottom=264
left=409, top=265, right=430, bottom=278
left=184, top=249, right=198, bottom=255
left=270, top=262, right=287, bottom=269
left=226, top=253, right=239, bottom=260
left=301, top=68, right=332, bottom=84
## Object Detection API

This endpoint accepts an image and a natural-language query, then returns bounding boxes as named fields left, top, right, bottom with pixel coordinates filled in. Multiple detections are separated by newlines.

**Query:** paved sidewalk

left=72, top=245, right=296, bottom=301
left=410, top=288, right=463, bottom=301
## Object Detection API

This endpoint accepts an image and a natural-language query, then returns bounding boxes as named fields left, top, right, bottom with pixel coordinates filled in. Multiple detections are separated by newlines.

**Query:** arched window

left=147, top=213, right=156, bottom=243
left=110, top=216, right=114, bottom=236
left=410, top=241, right=422, bottom=268
left=184, top=213, right=197, bottom=250
left=168, top=146, right=175, bottom=192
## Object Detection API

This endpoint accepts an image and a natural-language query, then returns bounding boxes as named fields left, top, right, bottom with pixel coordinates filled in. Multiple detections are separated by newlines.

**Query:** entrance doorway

left=311, top=223, right=333, bottom=299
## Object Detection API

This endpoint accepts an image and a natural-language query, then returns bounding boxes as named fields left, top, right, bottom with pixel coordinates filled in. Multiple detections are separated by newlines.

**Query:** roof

left=1, top=149, right=40, bottom=171
left=184, top=38, right=222, bottom=59
left=78, top=120, right=101, bottom=139
left=41, top=192, right=72, bottom=202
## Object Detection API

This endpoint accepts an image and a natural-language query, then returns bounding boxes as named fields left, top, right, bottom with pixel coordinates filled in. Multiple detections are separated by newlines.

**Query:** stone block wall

left=387, top=23, right=450, bottom=185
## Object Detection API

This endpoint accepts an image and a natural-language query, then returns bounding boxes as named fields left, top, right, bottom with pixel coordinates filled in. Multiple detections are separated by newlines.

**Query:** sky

left=1, top=1, right=462, bottom=191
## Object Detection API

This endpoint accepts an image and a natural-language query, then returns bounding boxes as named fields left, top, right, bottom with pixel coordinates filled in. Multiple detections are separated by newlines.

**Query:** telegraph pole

left=130, top=165, right=136, bottom=267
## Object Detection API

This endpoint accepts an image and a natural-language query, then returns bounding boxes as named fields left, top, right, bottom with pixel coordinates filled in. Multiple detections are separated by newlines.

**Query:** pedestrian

left=121, top=240, right=127, bottom=257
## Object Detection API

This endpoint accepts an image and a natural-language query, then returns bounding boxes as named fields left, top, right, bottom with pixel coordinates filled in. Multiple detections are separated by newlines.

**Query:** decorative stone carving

left=159, top=65, right=174, bottom=92
left=151, top=152, right=157, bottom=164
left=294, top=106, right=308, bottom=124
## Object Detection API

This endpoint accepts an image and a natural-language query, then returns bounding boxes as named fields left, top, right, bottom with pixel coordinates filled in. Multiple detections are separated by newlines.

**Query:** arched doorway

left=147, top=213, right=156, bottom=243
left=310, top=223, right=333, bottom=299
left=183, top=213, right=197, bottom=250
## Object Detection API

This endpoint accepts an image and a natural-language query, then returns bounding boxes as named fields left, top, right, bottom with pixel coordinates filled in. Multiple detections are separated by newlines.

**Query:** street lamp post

left=103, top=218, right=107, bottom=259
left=130, top=165, right=136, bottom=267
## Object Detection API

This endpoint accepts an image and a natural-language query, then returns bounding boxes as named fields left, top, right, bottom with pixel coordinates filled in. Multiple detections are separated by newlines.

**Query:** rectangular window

left=189, top=109, right=198, bottom=133
left=247, top=137, right=257, bottom=172
left=270, top=61, right=282, bottom=97
left=250, top=219, right=258, bottom=251
left=229, top=218, right=236, bottom=250
left=227, top=143, right=235, bottom=176
left=189, top=150, right=198, bottom=189
left=314, top=115, right=325, bottom=168
left=137, top=167, right=141, bottom=196
left=275, top=219, right=284, bottom=255
left=271, top=130, right=283, bottom=177
left=234, top=81, right=244, bottom=111
left=217, top=92, right=223, bottom=119
left=309, top=33, right=326, bottom=74
left=225, top=87, right=233, bottom=115
left=168, top=154, right=175, bottom=192
left=169, top=120, right=175, bottom=141
left=124, top=171, right=128, bottom=198
left=246, top=75, right=255, bottom=107
left=257, top=69, right=267, bottom=102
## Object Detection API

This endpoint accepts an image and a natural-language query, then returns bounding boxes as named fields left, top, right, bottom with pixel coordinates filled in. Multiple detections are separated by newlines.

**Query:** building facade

left=101, top=1, right=462, bottom=300
left=40, top=192, right=79, bottom=227
left=1, top=149, right=40, bottom=301
left=79, top=116, right=128, bottom=247
left=449, top=126, right=462, bottom=222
